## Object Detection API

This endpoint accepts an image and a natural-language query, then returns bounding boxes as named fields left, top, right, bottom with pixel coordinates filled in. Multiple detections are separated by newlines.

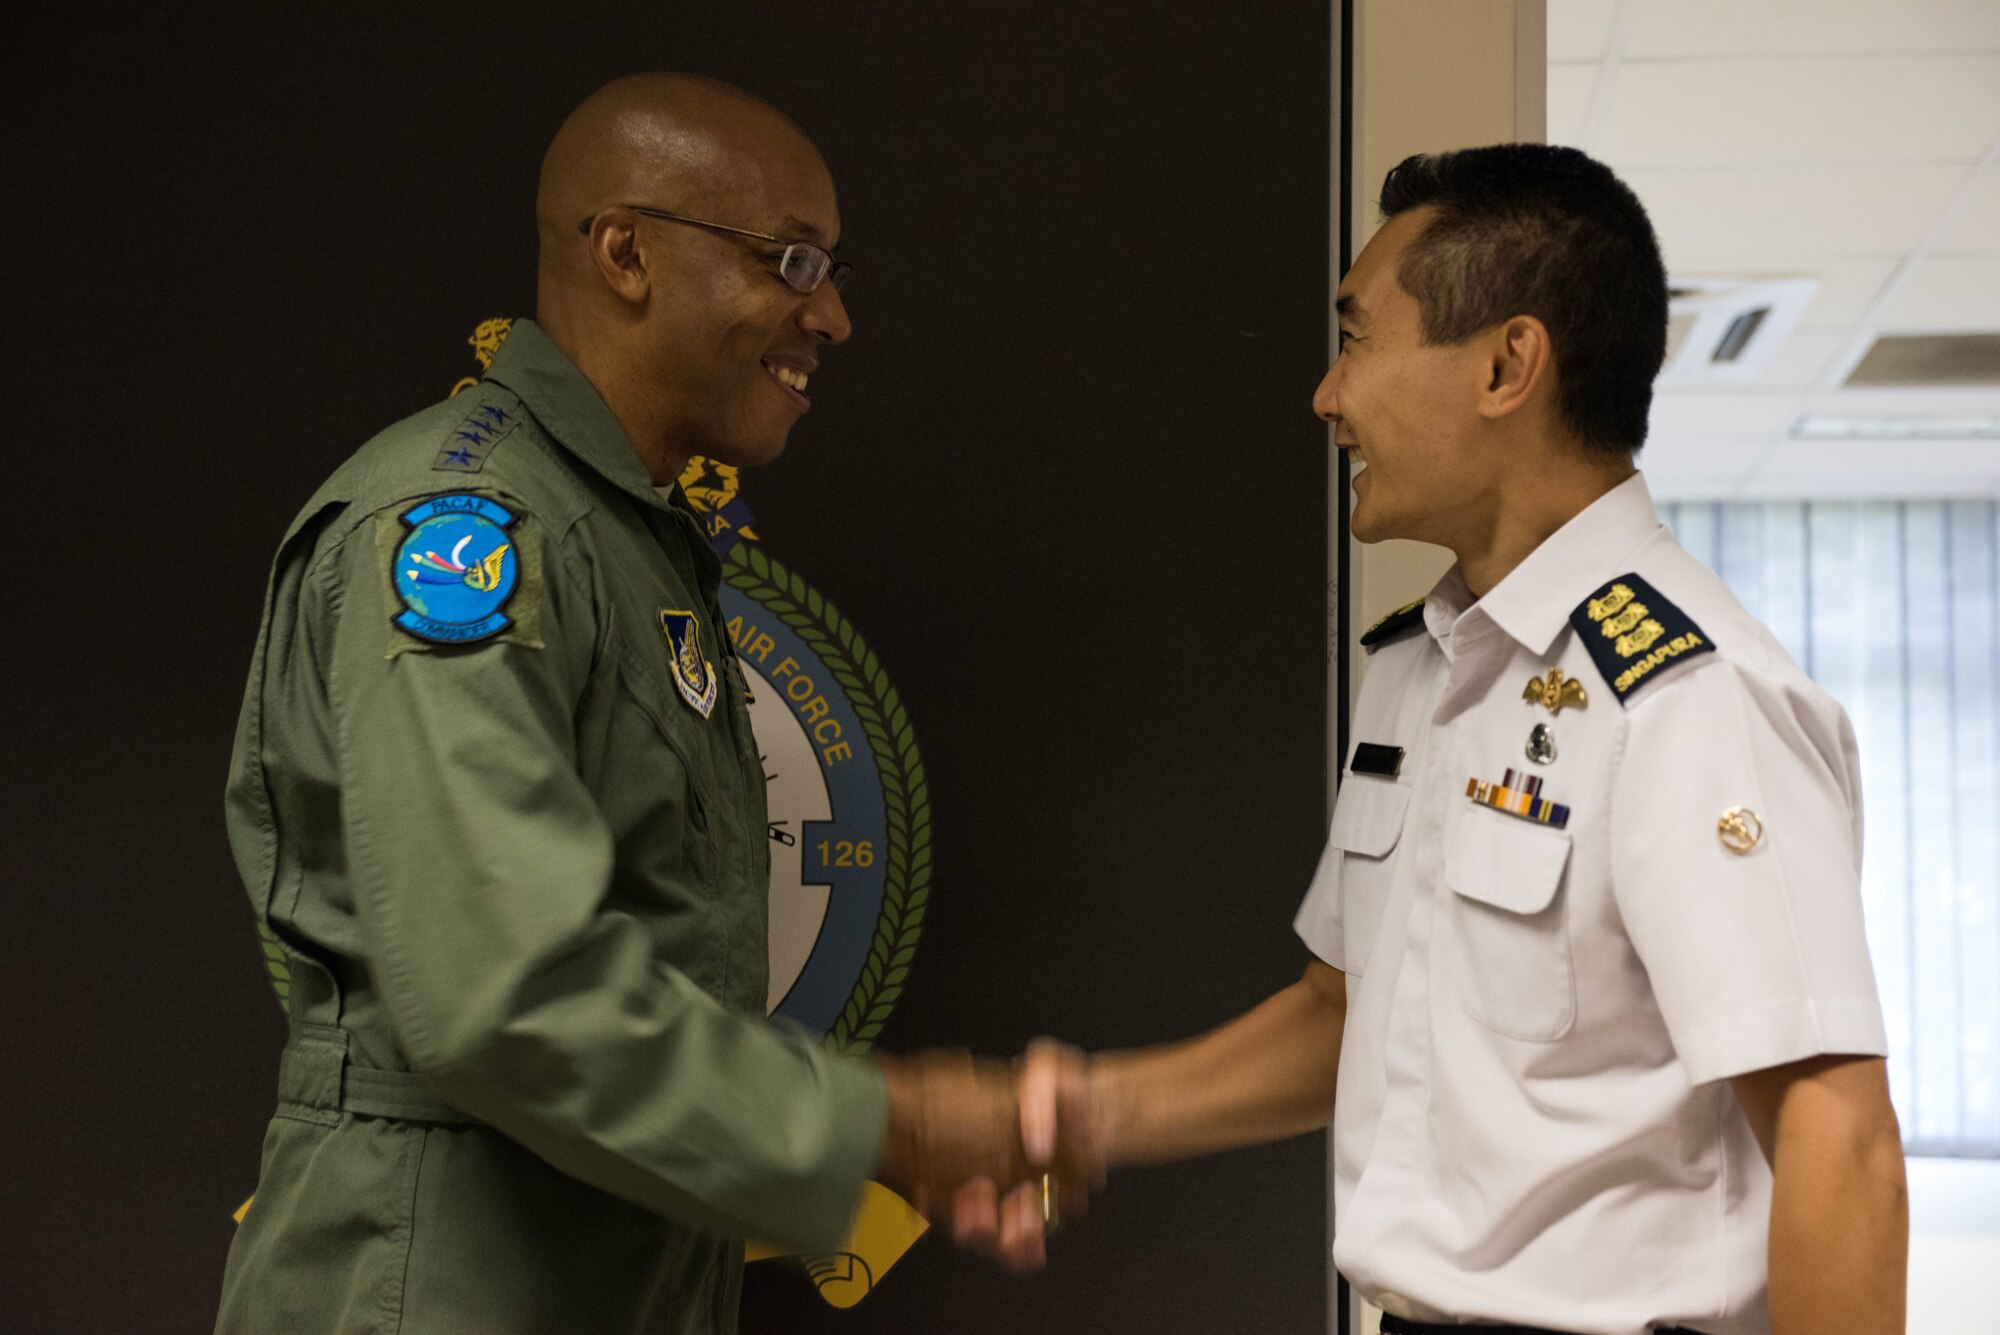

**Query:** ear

left=583, top=212, right=653, bottom=307
left=1475, top=314, right=1554, bottom=423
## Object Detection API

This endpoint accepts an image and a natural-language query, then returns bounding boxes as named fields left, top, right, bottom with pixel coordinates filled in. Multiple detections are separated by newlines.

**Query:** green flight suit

left=215, top=319, right=887, bottom=1334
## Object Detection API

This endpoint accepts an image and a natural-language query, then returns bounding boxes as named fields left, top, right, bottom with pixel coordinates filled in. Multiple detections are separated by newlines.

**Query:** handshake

left=874, top=1039, right=1105, bottom=1273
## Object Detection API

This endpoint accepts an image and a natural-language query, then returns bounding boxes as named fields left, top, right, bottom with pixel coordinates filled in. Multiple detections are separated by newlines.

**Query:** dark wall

left=5, top=4, right=1331, bottom=1330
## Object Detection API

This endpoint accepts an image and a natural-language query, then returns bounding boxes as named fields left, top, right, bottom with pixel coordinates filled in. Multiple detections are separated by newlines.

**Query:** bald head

left=529, top=74, right=851, bottom=486
left=537, top=74, right=831, bottom=299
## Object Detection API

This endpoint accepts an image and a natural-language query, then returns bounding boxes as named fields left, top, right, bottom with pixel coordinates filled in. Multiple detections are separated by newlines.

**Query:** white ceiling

left=1549, top=0, right=2000, bottom=498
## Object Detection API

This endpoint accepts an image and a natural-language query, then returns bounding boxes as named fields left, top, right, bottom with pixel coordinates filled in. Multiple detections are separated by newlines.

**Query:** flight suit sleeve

left=318, top=499, right=887, bottom=1252
left=1609, top=659, right=1888, bottom=1086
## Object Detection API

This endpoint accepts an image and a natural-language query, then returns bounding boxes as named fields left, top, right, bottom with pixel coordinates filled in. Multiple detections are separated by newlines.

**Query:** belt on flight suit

left=1380, top=1316, right=1702, bottom=1335
left=276, top=1021, right=484, bottom=1126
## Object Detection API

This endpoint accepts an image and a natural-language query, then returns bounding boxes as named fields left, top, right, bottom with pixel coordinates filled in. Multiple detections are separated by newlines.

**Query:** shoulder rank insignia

left=1360, top=598, right=1426, bottom=650
left=391, top=494, right=521, bottom=644
left=434, top=399, right=516, bottom=473
left=1568, top=573, right=1714, bottom=704
left=659, top=610, right=719, bottom=719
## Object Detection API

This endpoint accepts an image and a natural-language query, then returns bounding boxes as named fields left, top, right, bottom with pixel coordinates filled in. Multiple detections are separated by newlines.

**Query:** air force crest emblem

left=660, top=609, right=719, bottom=718
left=391, top=494, right=520, bottom=644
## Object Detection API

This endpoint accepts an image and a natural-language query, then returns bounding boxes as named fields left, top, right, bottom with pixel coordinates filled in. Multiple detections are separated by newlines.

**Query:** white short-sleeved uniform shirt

left=1295, top=474, right=1886, bottom=1335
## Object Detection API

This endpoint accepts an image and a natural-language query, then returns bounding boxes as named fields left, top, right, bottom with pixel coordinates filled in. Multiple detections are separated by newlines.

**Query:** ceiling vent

left=1844, top=334, right=2000, bottom=387
left=1658, top=278, right=1819, bottom=385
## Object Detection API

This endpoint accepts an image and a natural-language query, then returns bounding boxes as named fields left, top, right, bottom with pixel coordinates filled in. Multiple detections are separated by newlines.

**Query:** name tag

left=1351, top=742, right=1404, bottom=778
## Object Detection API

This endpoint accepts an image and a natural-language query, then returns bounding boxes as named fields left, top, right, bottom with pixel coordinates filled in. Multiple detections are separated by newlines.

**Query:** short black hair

left=1378, top=144, right=1668, bottom=456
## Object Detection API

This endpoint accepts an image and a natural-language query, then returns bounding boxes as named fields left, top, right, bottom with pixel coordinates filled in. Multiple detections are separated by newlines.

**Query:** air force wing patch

left=387, top=494, right=523, bottom=646
left=659, top=609, right=719, bottom=719
left=1569, top=573, right=1714, bottom=703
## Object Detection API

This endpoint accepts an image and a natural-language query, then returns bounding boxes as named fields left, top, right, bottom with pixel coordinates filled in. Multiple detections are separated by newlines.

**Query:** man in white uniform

left=968, top=146, right=1909, bottom=1333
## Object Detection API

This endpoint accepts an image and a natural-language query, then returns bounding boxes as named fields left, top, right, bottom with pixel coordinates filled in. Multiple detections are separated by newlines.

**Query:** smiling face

left=1314, top=207, right=1507, bottom=546
left=637, top=133, right=851, bottom=471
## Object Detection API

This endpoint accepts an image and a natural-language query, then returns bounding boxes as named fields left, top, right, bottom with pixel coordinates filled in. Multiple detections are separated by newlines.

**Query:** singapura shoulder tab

left=1568, top=572, right=1714, bottom=704
left=1360, top=598, right=1426, bottom=650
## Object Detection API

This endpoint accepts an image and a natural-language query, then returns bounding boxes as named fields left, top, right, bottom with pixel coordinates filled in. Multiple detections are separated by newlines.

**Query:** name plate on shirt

left=1351, top=742, right=1404, bottom=778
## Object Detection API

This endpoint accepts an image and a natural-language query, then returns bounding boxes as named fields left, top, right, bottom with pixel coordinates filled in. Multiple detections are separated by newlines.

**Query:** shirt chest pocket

left=1328, top=776, right=1411, bottom=976
left=599, top=623, right=727, bottom=859
left=1443, top=807, right=1575, bottom=1041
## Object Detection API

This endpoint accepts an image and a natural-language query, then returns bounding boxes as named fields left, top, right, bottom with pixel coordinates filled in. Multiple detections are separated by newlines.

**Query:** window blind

left=1663, top=500, right=2000, bottom=1157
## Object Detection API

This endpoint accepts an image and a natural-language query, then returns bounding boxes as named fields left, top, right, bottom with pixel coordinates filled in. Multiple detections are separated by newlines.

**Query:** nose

left=800, top=278, right=852, bottom=346
left=1312, top=359, right=1342, bottom=423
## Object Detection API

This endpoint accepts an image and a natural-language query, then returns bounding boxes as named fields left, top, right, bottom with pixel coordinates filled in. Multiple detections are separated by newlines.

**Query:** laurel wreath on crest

left=725, top=542, right=933, bottom=1055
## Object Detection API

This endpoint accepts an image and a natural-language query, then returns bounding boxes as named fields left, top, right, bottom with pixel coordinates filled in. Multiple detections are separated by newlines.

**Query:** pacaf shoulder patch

left=1360, top=598, right=1426, bottom=650
left=378, top=493, right=544, bottom=653
left=1569, top=572, right=1714, bottom=703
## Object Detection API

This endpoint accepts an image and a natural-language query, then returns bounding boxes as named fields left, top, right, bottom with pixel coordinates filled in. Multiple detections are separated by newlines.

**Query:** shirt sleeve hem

left=1675, top=997, right=1888, bottom=1086
left=1293, top=903, right=1343, bottom=970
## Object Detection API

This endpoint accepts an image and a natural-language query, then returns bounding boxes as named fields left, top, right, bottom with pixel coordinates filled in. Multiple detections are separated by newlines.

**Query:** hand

left=874, top=1049, right=1046, bottom=1211
left=949, top=1037, right=1109, bottom=1273
left=1018, top=1037, right=1108, bottom=1172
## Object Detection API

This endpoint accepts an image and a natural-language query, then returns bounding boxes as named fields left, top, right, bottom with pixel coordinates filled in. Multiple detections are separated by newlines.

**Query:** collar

left=1429, top=472, right=1664, bottom=659
left=481, top=318, right=677, bottom=517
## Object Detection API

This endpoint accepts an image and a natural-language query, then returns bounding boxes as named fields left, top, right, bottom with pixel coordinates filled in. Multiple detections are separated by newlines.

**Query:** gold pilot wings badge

left=659, top=609, right=719, bottom=718
left=1522, top=667, right=1587, bottom=714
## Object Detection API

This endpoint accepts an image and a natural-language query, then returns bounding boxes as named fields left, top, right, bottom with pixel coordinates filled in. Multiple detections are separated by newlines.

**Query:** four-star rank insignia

left=659, top=609, right=719, bottom=718
left=433, top=399, right=515, bottom=473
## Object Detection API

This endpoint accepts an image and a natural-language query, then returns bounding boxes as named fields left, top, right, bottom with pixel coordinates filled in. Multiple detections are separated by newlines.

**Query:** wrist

left=1091, top=1052, right=1137, bottom=1168
left=874, top=1054, right=924, bottom=1189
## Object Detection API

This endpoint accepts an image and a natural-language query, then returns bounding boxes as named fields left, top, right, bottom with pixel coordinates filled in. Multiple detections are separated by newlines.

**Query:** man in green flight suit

left=215, top=74, right=1074, bottom=1333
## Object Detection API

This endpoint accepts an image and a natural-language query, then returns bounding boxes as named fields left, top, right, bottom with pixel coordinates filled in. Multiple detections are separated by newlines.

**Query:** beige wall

left=1337, top=0, right=1547, bottom=724
left=1327, top=6, right=1546, bottom=1328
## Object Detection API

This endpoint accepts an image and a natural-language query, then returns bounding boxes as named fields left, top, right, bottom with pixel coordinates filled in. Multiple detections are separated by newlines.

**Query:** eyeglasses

left=577, top=205, right=850, bottom=294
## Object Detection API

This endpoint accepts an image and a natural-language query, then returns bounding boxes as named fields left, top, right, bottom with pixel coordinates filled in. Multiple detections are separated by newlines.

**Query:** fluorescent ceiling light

left=1792, top=416, right=2000, bottom=441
